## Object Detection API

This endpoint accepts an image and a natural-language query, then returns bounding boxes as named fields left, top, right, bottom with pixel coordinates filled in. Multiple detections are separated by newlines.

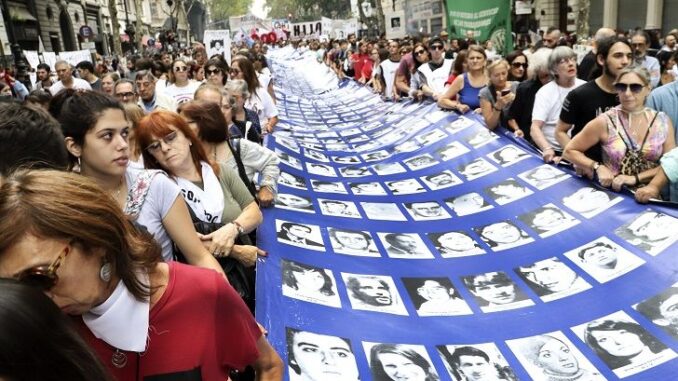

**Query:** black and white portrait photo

left=438, top=343, right=518, bottom=381
left=339, top=127, right=362, bottom=137
left=304, top=149, right=330, bottom=162
left=286, top=328, right=360, bottom=381
left=349, top=181, right=387, bottom=196
left=405, top=201, right=451, bottom=221
left=364, top=342, right=439, bottom=381
left=506, top=331, right=605, bottom=381
left=310, top=179, right=348, bottom=194
left=561, top=186, right=623, bottom=219
left=564, top=236, right=645, bottom=284
left=404, top=154, right=439, bottom=170
left=518, top=204, right=580, bottom=238
left=306, top=162, right=337, bottom=177
left=436, top=141, right=470, bottom=161
left=446, top=116, right=475, bottom=133
left=403, top=277, right=472, bottom=316
left=276, top=137, right=300, bottom=152
left=474, top=221, right=534, bottom=251
left=428, top=231, right=486, bottom=258
left=328, top=228, right=380, bottom=257
left=421, top=170, right=463, bottom=191
left=515, top=257, right=591, bottom=302
left=614, top=210, right=678, bottom=256
left=445, top=192, right=494, bottom=216
left=417, top=129, right=448, bottom=146
left=281, top=260, right=341, bottom=308
left=342, top=273, right=408, bottom=315
left=318, top=199, right=362, bottom=218
left=458, top=158, right=498, bottom=181
left=465, top=129, right=499, bottom=148
left=572, top=310, right=676, bottom=378
left=361, top=202, right=408, bottom=221
left=518, top=164, right=570, bottom=190
left=377, top=232, right=434, bottom=259
left=276, top=220, right=325, bottom=251
left=275, top=193, right=315, bottom=213
left=372, top=162, right=407, bottom=175
left=275, top=150, right=303, bottom=170
left=635, top=284, right=678, bottom=340
left=386, top=178, right=426, bottom=195
left=362, top=150, right=391, bottom=162
left=484, top=178, right=533, bottom=205
left=332, top=155, right=361, bottom=164
left=488, top=145, right=531, bottom=167
left=339, top=166, right=372, bottom=178
left=279, top=171, right=308, bottom=190
left=208, top=39, right=225, bottom=57
left=393, top=140, right=422, bottom=154
left=462, top=271, right=534, bottom=312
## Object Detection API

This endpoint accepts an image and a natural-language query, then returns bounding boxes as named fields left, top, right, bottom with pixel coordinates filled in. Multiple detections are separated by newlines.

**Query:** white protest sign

left=43, top=52, right=57, bottom=72
left=204, top=29, right=232, bottom=64
left=24, top=50, right=40, bottom=70
left=59, top=50, right=92, bottom=67
left=291, top=20, right=323, bottom=37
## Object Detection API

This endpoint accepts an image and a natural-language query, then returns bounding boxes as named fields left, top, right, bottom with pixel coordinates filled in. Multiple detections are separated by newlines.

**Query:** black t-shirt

left=577, top=51, right=597, bottom=81
left=509, top=78, right=543, bottom=143
left=560, top=79, right=618, bottom=162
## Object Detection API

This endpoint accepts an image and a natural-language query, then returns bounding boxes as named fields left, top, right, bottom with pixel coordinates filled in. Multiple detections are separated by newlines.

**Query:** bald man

left=578, top=27, right=616, bottom=80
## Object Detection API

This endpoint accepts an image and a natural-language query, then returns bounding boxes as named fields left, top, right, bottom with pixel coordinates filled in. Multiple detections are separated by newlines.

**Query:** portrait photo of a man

left=328, top=228, right=380, bottom=256
left=518, top=204, right=580, bottom=238
left=564, top=236, right=645, bottom=283
left=519, top=164, right=570, bottom=190
left=462, top=271, right=534, bottom=312
left=342, top=273, right=408, bottom=315
left=437, top=141, right=471, bottom=161
left=636, top=285, right=678, bottom=340
left=318, top=199, right=361, bottom=218
left=405, top=201, right=451, bottom=221
left=310, top=179, right=348, bottom=194
left=402, top=277, right=472, bottom=316
left=276, top=220, right=325, bottom=251
left=275, top=193, right=315, bottom=213
left=438, top=343, right=518, bottom=381
left=421, top=170, right=463, bottom=190
left=615, top=210, right=678, bottom=256
left=516, top=257, right=591, bottom=302
left=378, top=232, right=434, bottom=259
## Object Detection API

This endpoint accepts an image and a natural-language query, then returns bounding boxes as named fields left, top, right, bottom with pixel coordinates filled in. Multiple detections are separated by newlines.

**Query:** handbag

left=607, top=110, right=659, bottom=177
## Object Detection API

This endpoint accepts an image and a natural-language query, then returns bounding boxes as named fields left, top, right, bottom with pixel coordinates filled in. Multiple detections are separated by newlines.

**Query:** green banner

left=446, top=0, right=513, bottom=54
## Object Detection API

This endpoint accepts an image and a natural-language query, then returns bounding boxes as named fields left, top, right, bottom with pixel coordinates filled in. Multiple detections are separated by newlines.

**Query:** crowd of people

left=0, top=22, right=677, bottom=381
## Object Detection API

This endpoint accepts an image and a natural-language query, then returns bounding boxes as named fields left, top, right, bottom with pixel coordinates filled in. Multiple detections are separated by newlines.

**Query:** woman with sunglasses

left=0, top=169, right=284, bottom=380
left=231, top=56, right=279, bottom=134
left=55, top=90, right=225, bottom=275
left=479, top=59, right=522, bottom=133
left=438, top=45, right=488, bottom=113
left=564, top=66, right=675, bottom=191
left=409, top=43, right=430, bottom=101
left=506, top=51, right=529, bottom=82
left=204, top=57, right=229, bottom=87
left=162, top=58, right=201, bottom=105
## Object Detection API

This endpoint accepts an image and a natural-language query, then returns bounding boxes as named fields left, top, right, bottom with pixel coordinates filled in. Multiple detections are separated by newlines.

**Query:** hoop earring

left=100, top=262, right=112, bottom=282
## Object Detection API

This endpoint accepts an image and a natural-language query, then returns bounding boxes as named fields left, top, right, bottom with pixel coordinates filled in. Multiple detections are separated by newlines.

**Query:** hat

left=429, top=36, right=444, bottom=47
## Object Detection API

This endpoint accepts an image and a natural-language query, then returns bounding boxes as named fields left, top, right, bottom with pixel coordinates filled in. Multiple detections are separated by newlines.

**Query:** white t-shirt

left=125, top=166, right=181, bottom=261
left=245, top=87, right=278, bottom=125
left=380, top=59, right=401, bottom=99
left=257, top=71, right=271, bottom=89
left=160, top=80, right=201, bottom=106
left=48, top=78, right=92, bottom=95
left=532, top=78, right=586, bottom=149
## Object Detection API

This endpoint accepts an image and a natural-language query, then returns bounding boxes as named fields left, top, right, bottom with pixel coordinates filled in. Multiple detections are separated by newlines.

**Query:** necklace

left=113, top=177, right=125, bottom=198
left=112, top=348, right=128, bottom=368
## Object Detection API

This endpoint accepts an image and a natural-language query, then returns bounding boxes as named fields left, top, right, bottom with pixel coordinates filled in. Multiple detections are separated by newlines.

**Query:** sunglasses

left=146, top=130, right=179, bottom=153
left=613, top=82, right=644, bottom=93
left=430, top=45, right=444, bottom=51
left=18, top=244, right=71, bottom=291
left=414, top=50, right=426, bottom=56
left=173, top=66, right=188, bottom=72
left=206, top=68, right=222, bottom=76
left=511, top=62, right=528, bottom=69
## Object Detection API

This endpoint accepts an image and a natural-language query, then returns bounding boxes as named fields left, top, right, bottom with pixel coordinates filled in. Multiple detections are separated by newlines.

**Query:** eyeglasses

left=414, top=50, right=426, bottom=56
left=173, top=66, right=188, bottom=72
left=145, top=131, right=179, bottom=153
left=613, top=82, right=644, bottom=93
left=557, top=57, right=576, bottom=65
left=230, top=68, right=241, bottom=76
left=115, top=92, right=135, bottom=99
left=430, top=44, right=444, bottom=51
left=17, top=244, right=71, bottom=291
left=511, top=62, right=528, bottom=69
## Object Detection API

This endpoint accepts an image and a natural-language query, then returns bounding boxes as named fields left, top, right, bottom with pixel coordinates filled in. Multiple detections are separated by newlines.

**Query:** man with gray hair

left=225, top=79, right=261, bottom=143
left=135, top=70, right=176, bottom=113
left=631, top=30, right=661, bottom=88
left=48, top=60, right=92, bottom=95
left=113, top=78, right=139, bottom=105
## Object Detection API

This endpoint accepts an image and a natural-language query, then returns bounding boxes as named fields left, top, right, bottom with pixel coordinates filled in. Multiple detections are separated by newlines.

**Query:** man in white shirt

left=379, top=40, right=402, bottom=100
left=631, top=31, right=661, bottom=88
left=418, top=36, right=453, bottom=100
left=49, top=60, right=92, bottom=95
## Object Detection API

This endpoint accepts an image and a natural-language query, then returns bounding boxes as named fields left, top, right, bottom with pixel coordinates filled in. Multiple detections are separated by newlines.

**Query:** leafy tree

left=265, top=0, right=351, bottom=21
left=209, top=0, right=250, bottom=23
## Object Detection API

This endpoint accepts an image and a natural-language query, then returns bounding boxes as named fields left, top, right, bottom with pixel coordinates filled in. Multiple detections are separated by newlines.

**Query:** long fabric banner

left=257, top=47, right=678, bottom=381
left=445, top=0, right=513, bottom=54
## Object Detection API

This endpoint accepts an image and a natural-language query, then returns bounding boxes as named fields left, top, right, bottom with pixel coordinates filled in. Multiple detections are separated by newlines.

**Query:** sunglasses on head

left=430, top=44, right=444, bottom=51
left=174, top=66, right=188, bottom=72
left=511, top=62, right=528, bottom=69
left=18, top=244, right=71, bottom=291
left=206, top=68, right=221, bottom=76
left=613, top=82, right=644, bottom=93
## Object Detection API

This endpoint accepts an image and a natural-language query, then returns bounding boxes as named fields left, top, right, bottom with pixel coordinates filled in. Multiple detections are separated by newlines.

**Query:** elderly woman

left=370, top=344, right=439, bottom=381
left=226, top=79, right=263, bottom=142
left=479, top=59, right=521, bottom=134
left=230, top=56, right=279, bottom=134
left=564, top=66, right=675, bottom=191
left=508, top=48, right=552, bottom=142
left=438, top=45, right=488, bottom=113
left=0, top=170, right=283, bottom=379
left=101, top=72, right=120, bottom=96
left=531, top=46, right=586, bottom=163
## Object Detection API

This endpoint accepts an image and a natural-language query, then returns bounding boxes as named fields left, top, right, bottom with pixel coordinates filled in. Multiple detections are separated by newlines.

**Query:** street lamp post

left=0, top=0, right=31, bottom=89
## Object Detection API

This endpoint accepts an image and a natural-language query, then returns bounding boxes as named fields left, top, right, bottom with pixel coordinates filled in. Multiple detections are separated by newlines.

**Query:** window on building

left=430, top=17, right=443, bottom=35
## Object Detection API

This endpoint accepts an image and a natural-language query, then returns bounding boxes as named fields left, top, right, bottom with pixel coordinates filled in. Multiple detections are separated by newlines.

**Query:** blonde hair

left=486, top=59, right=510, bottom=76
left=616, top=66, right=651, bottom=87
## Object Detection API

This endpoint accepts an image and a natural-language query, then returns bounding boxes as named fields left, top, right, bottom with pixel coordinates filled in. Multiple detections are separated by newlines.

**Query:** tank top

left=458, top=73, right=483, bottom=109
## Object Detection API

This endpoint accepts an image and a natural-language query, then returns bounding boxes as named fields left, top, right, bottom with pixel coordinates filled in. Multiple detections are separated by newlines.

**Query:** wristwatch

left=232, top=221, right=245, bottom=235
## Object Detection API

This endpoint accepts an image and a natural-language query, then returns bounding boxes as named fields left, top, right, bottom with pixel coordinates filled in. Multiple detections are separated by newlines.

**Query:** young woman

left=253, top=53, right=276, bottom=104
left=479, top=59, right=521, bottom=133
left=506, top=50, right=529, bottom=82
left=409, top=42, right=430, bottom=101
left=370, top=344, right=439, bottom=381
left=231, top=56, right=279, bottom=133
left=163, top=58, right=201, bottom=105
left=438, top=45, right=488, bottom=113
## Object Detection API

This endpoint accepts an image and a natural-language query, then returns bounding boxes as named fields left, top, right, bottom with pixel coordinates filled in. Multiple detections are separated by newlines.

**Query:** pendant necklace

left=112, top=348, right=128, bottom=368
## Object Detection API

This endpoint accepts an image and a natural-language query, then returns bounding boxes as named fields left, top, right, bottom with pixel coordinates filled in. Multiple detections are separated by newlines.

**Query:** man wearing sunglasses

left=418, top=37, right=454, bottom=101
left=631, top=31, right=660, bottom=88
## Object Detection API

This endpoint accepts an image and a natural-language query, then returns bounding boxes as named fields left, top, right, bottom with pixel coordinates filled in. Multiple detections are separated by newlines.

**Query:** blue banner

left=256, top=49, right=678, bottom=381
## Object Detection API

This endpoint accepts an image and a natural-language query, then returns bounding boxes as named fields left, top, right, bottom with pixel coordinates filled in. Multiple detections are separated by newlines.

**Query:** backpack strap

left=226, top=138, right=258, bottom=199
left=124, top=170, right=162, bottom=220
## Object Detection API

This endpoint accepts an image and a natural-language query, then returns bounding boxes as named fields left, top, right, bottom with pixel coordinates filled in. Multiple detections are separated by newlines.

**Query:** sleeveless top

left=458, top=73, right=483, bottom=109
left=602, top=106, right=670, bottom=175
left=417, top=59, right=454, bottom=95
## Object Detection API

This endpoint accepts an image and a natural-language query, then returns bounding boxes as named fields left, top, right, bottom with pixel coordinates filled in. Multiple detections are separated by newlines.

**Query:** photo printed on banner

left=279, top=171, right=308, bottom=190
left=404, top=201, right=452, bottom=221
left=428, top=231, right=486, bottom=258
left=394, top=140, right=423, bottom=154
left=417, top=129, right=449, bottom=146
left=458, top=158, right=498, bottom=181
left=310, top=179, right=348, bottom=194
left=421, top=170, right=463, bottom=190
left=519, top=203, right=580, bottom=238
left=361, top=202, right=408, bottom=221
left=564, top=236, right=645, bottom=284
left=437, top=342, right=518, bottom=381
left=276, top=137, right=300, bottom=152
left=363, top=342, right=440, bottom=380
left=488, top=145, right=531, bottom=167
left=485, top=178, right=534, bottom=205
left=305, top=162, right=337, bottom=177
left=349, top=181, right=388, bottom=196
left=562, top=186, right=624, bottom=218
left=614, top=210, right=678, bottom=256
left=462, top=271, right=535, bottom=312
left=377, top=232, right=435, bottom=259
left=281, top=259, right=342, bottom=308
left=304, top=149, right=330, bottom=162
left=519, top=164, right=571, bottom=190
left=362, top=150, right=391, bottom=162
left=635, top=282, right=678, bottom=340
left=342, top=273, right=408, bottom=315
left=515, top=257, right=592, bottom=302
left=386, top=178, right=427, bottom=195
left=339, top=166, right=372, bottom=178
left=372, top=162, right=408, bottom=175
left=572, top=310, right=677, bottom=378
left=446, top=115, right=475, bottom=133
left=276, top=220, right=325, bottom=251
left=404, top=154, right=439, bottom=170
left=465, top=129, right=500, bottom=148
left=474, top=220, right=534, bottom=251
left=286, top=328, right=361, bottom=381
left=402, top=277, right=472, bottom=316
left=328, top=227, right=381, bottom=257
left=332, top=155, right=362, bottom=164
left=318, top=199, right=362, bottom=218
left=275, top=193, right=315, bottom=213
left=506, top=331, right=606, bottom=381
left=445, top=192, right=494, bottom=216
left=275, top=150, right=303, bottom=170
left=437, top=141, right=471, bottom=161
